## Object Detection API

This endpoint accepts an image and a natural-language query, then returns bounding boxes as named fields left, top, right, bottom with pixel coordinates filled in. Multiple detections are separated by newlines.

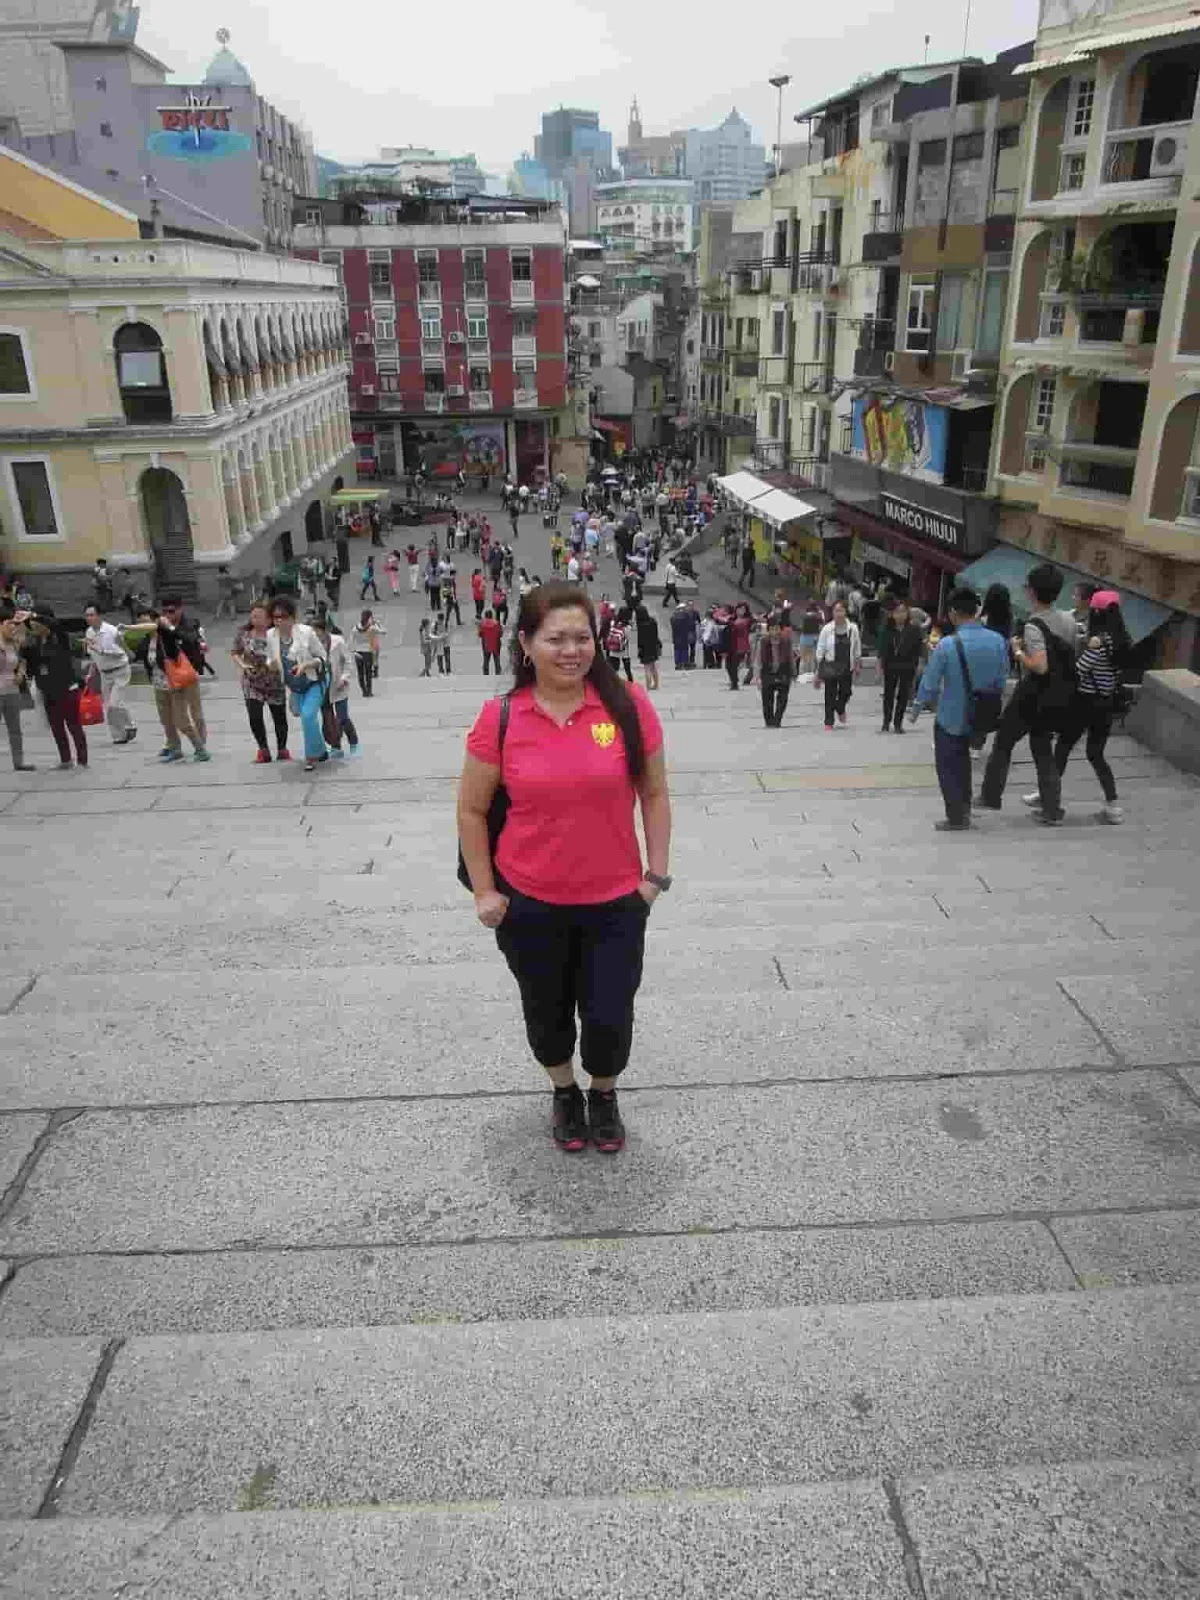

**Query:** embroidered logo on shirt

left=591, top=721, right=617, bottom=748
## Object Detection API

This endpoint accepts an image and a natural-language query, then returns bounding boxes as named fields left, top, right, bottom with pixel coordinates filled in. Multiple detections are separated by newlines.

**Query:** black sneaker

left=588, top=1089, right=625, bottom=1154
left=552, top=1085, right=588, bottom=1153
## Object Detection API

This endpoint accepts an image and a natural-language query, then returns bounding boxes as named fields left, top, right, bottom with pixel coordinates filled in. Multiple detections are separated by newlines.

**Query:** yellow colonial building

left=0, top=150, right=352, bottom=605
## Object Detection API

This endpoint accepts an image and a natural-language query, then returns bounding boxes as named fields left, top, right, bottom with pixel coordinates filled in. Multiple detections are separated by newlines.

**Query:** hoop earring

left=522, top=653, right=533, bottom=668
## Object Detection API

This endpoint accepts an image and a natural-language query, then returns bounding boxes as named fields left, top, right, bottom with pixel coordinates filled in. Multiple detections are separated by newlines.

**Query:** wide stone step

left=2, top=1287, right=1197, bottom=1523
left=3, top=1454, right=1197, bottom=1599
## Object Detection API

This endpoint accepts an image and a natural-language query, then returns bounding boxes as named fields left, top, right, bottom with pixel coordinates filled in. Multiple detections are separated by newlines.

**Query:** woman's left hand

left=636, top=880, right=661, bottom=908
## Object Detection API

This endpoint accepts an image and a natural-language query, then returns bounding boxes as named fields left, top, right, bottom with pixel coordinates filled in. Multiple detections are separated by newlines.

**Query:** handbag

left=954, top=635, right=1003, bottom=740
left=320, top=691, right=340, bottom=748
left=78, top=684, right=104, bottom=725
left=163, top=651, right=199, bottom=690
left=456, top=693, right=511, bottom=891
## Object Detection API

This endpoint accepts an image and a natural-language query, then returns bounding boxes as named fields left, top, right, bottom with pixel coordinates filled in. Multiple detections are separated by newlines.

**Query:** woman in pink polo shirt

left=458, top=580, right=673, bottom=1155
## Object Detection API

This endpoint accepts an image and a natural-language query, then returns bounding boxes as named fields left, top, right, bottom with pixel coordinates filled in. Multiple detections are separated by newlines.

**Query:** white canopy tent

left=715, top=471, right=772, bottom=507
left=751, top=487, right=818, bottom=527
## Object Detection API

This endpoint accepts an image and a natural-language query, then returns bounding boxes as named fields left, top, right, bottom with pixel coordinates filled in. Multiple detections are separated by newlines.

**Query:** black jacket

left=879, top=621, right=924, bottom=672
left=21, top=625, right=82, bottom=699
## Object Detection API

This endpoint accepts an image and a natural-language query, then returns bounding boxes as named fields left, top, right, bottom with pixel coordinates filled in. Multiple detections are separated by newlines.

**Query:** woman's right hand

left=474, top=890, right=509, bottom=928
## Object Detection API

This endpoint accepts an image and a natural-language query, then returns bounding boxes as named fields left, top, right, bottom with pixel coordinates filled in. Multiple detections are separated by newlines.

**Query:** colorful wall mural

left=851, top=393, right=949, bottom=484
left=402, top=420, right=506, bottom=479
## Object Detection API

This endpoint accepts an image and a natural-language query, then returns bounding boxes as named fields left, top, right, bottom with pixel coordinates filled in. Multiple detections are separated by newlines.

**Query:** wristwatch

left=644, top=872, right=673, bottom=892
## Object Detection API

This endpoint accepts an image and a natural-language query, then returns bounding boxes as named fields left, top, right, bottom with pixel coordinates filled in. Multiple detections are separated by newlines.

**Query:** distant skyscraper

left=686, top=110, right=767, bottom=204
left=535, top=108, right=611, bottom=180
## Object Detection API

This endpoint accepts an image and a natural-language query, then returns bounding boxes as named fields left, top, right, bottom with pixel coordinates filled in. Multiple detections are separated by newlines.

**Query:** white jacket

left=327, top=634, right=352, bottom=698
left=266, top=623, right=327, bottom=679
left=814, top=620, right=862, bottom=674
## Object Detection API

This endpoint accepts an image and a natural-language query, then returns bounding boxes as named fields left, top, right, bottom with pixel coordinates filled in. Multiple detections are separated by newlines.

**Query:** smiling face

left=520, top=604, right=595, bottom=691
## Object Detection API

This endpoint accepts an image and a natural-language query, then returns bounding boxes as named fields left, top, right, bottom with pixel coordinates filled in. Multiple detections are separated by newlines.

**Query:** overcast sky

left=138, top=0, right=1042, bottom=173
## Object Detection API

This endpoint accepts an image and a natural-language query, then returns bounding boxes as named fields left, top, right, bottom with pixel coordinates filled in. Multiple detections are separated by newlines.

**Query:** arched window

left=114, top=322, right=172, bottom=423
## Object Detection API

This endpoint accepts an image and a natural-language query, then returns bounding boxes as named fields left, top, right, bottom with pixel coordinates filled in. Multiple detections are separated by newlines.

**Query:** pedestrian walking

left=813, top=600, right=862, bottom=728
left=1025, top=589, right=1130, bottom=825
left=878, top=600, right=924, bottom=733
left=910, top=587, right=1008, bottom=830
left=430, top=611, right=451, bottom=675
left=979, top=563, right=1077, bottom=825
left=758, top=616, right=795, bottom=728
left=231, top=602, right=290, bottom=763
left=737, top=539, right=756, bottom=591
left=418, top=617, right=435, bottom=677
left=405, top=544, right=421, bottom=591
left=83, top=604, right=137, bottom=746
left=359, top=555, right=379, bottom=602
left=605, top=610, right=633, bottom=682
left=492, top=582, right=509, bottom=627
left=457, top=580, right=672, bottom=1155
left=266, top=596, right=328, bottom=772
left=634, top=604, right=661, bottom=692
left=443, top=567, right=462, bottom=626
left=661, top=558, right=681, bottom=609
left=725, top=602, right=753, bottom=691
left=214, top=564, right=240, bottom=620
left=797, top=600, right=823, bottom=675
left=314, top=616, right=360, bottom=758
left=669, top=598, right=698, bottom=671
left=479, top=609, right=504, bottom=674
left=0, top=605, right=36, bottom=771
left=385, top=550, right=402, bottom=596
left=471, top=568, right=486, bottom=620
left=19, top=609, right=87, bottom=769
left=144, top=598, right=210, bottom=763
left=324, top=560, right=342, bottom=609
left=350, top=609, right=385, bottom=696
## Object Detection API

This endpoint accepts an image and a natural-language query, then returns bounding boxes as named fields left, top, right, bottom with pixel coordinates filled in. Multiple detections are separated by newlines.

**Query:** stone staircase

left=1, top=655, right=1198, bottom=1597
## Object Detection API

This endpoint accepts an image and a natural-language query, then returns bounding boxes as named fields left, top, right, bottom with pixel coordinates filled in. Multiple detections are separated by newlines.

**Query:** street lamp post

left=769, top=74, right=791, bottom=176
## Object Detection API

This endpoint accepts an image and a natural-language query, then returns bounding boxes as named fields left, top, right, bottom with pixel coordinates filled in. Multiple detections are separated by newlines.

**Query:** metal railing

left=794, top=361, right=835, bottom=394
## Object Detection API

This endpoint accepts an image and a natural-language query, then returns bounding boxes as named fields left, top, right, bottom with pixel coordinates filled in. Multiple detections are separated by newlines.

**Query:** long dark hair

left=982, top=583, right=1013, bottom=637
left=509, top=580, right=646, bottom=779
left=1090, top=599, right=1133, bottom=668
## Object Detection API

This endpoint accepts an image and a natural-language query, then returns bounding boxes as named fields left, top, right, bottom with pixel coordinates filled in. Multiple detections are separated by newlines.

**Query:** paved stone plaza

left=1, top=507, right=1199, bottom=1596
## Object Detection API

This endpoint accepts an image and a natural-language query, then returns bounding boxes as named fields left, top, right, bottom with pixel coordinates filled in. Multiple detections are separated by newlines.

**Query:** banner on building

left=403, top=420, right=505, bottom=479
left=852, top=537, right=911, bottom=578
left=852, top=393, right=948, bottom=483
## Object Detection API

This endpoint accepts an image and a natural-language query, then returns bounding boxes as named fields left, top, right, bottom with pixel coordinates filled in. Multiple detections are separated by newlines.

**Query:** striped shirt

left=1077, top=635, right=1118, bottom=700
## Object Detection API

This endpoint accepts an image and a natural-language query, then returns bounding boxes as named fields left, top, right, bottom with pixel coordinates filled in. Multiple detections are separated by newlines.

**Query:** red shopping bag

left=78, top=686, right=104, bottom=725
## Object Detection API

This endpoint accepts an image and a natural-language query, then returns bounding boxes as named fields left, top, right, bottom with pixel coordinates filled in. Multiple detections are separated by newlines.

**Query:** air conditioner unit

left=883, top=350, right=895, bottom=373
left=448, top=332, right=465, bottom=344
left=951, top=349, right=973, bottom=381
left=360, top=384, right=375, bottom=395
left=1150, top=134, right=1187, bottom=178
left=447, top=384, right=465, bottom=396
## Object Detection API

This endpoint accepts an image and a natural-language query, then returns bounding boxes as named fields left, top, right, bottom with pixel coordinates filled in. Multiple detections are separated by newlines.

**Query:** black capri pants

left=495, top=884, right=648, bottom=1079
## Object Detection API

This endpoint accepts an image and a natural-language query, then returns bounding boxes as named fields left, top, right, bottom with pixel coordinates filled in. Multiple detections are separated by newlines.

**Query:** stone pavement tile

left=56, top=1287, right=1200, bottom=1515
left=0, top=1220, right=1073, bottom=1339
left=153, top=785, right=309, bottom=812
left=1059, top=973, right=1200, bottom=1065
left=1052, top=1211, right=1200, bottom=1289
left=5, top=790, right=160, bottom=817
left=4, top=1073, right=1199, bottom=1255
left=0, top=1483, right=910, bottom=1600
left=0, top=1338, right=104, bottom=1517
left=901, top=1455, right=1200, bottom=1600
left=0, top=1113, right=48, bottom=1195
left=0, top=977, right=1112, bottom=1112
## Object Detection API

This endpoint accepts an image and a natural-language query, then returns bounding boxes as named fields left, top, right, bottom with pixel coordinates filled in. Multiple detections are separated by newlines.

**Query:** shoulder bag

left=953, top=634, right=1002, bottom=743
left=457, top=693, right=512, bottom=891
left=163, top=651, right=199, bottom=690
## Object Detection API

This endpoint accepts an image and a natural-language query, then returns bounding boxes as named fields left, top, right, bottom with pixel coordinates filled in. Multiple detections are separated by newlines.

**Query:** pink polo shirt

left=466, top=682, right=664, bottom=905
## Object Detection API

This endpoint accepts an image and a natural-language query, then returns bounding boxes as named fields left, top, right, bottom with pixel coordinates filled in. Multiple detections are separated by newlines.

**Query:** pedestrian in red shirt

left=492, top=583, right=508, bottom=626
left=471, top=568, right=486, bottom=620
left=458, top=581, right=673, bottom=1155
left=478, top=609, right=504, bottom=674
left=726, top=601, right=753, bottom=690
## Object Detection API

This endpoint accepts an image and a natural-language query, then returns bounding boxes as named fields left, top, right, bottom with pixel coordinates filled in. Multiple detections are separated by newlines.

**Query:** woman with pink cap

left=1025, top=589, right=1130, bottom=825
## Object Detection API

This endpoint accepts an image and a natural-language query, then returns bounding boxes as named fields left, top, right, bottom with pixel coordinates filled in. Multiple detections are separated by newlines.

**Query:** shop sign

left=878, top=493, right=964, bottom=553
left=854, top=537, right=910, bottom=578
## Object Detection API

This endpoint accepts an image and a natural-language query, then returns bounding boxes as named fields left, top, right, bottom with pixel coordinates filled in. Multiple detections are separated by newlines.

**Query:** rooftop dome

left=203, top=28, right=252, bottom=89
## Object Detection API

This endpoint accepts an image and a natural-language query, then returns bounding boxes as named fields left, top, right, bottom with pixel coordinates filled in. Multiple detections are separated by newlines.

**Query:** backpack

left=1020, top=617, right=1077, bottom=732
left=606, top=622, right=627, bottom=655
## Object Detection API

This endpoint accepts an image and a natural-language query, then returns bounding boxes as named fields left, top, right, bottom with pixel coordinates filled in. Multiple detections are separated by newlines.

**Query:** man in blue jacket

left=909, top=586, right=1009, bottom=831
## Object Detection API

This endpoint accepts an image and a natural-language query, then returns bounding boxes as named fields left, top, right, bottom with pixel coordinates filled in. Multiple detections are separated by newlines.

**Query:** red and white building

left=294, top=195, right=569, bottom=485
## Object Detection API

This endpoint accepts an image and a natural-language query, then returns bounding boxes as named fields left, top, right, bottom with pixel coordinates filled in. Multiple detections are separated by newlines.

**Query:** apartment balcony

left=417, top=282, right=441, bottom=304
left=754, top=439, right=787, bottom=469
left=700, top=344, right=725, bottom=363
left=467, top=338, right=490, bottom=360
left=759, top=353, right=793, bottom=387
left=378, top=393, right=406, bottom=413
left=1057, top=443, right=1138, bottom=499
left=514, top=387, right=539, bottom=409
left=985, top=190, right=1019, bottom=256
left=861, top=218, right=903, bottom=265
left=1102, top=120, right=1189, bottom=193
left=788, top=456, right=830, bottom=491
left=699, top=406, right=755, bottom=437
left=792, top=253, right=841, bottom=296
left=512, top=335, right=538, bottom=359
left=423, top=393, right=446, bottom=414
left=794, top=361, right=835, bottom=396
left=732, top=354, right=759, bottom=378
left=469, top=390, right=492, bottom=411
left=511, top=280, right=535, bottom=305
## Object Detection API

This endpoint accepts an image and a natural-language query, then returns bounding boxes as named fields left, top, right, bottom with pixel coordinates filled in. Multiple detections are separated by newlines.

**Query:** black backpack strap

left=496, top=692, right=511, bottom=771
left=954, top=633, right=974, bottom=697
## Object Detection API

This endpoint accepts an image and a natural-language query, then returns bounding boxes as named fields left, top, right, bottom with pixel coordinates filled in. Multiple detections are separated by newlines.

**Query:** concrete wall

left=1126, top=667, right=1200, bottom=775
left=0, top=146, right=138, bottom=237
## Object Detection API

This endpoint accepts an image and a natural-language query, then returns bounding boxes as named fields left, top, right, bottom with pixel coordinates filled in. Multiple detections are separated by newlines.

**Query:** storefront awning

left=716, top=471, right=772, bottom=507
left=752, top=487, right=818, bottom=527
left=592, top=418, right=628, bottom=433
left=957, top=543, right=1177, bottom=644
